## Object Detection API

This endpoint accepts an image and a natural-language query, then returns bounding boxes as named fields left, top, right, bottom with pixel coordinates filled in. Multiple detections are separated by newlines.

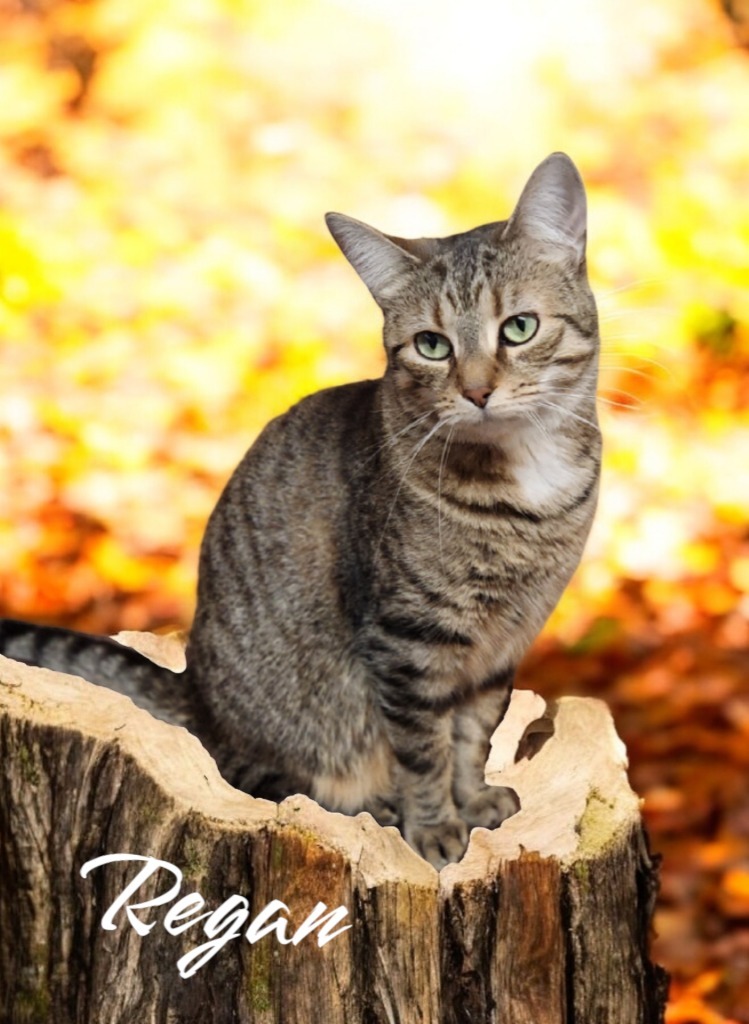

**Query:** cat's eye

left=414, top=331, right=453, bottom=361
left=500, top=314, right=539, bottom=346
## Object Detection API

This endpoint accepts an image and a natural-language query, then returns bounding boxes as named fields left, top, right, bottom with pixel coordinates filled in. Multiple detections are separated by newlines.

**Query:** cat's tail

left=0, top=617, right=199, bottom=730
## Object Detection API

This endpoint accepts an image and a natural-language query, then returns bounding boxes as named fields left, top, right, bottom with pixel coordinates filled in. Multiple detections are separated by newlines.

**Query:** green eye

left=500, top=314, right=539, bottom=346
left=414, top=331, right=453, bottom=360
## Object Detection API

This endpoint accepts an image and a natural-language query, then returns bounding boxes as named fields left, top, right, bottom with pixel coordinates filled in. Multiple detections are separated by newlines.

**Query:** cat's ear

left=325, top=213, right=422, bottom=307
left=503, top=153, right=587, bottom=264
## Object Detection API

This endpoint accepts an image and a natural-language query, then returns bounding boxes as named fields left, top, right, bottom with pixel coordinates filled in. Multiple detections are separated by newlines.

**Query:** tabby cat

left=0, top=153, right=601, bottom=868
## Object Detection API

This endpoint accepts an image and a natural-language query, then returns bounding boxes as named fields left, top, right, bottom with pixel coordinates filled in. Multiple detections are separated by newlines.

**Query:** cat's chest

left=504, top=431, right=584, bottom=509
left=370, top=421, right=596, bottom=652
left=431, top=422, right=588, bottom=518
left=417, top=440, right=594, bottom=617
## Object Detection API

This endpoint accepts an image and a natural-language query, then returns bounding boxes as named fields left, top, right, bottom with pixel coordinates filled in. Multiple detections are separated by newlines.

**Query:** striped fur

left=0, top=154, right=601, bottom=868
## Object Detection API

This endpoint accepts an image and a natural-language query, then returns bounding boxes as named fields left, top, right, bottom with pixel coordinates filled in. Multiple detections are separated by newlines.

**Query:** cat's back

left=228, top=376, right=380, bottom=510
left=191, top=377, right=382, bottom=668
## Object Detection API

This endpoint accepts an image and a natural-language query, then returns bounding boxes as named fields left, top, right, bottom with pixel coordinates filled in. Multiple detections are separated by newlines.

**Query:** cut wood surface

left=0, top=635, right=668, bottom=1024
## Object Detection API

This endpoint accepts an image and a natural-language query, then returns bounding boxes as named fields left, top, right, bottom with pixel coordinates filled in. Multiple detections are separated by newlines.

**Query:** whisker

left=437, top=424, right=455, bottom=569
left=598, top=364, right=664, bottom=381
left=598, top=386, right=646, bottom=404
left=597, top=397, right=657, bottom=420
left=536, top=401, right=599, bottom=431
left=541, top=385, right=647, bottom=411
left=600, top=335, right=682, bottom=354
left=597, top=306, right=673, bottom=322
left=375, top=417, right=450, bottom=560
left=599, top=333, right=673, bottom=348
left=360, top=411, right=434, bottom=466
left=595, top=279, right=663, bottom=301
left=597, top=395, right=647, bottom=411
left=597, top=352, right=671, bottom=374
left=525, top=407, right=553, bottom=444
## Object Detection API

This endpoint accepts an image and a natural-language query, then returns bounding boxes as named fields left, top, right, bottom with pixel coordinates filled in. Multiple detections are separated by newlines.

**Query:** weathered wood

left=0, top=638, right=668, bottom=1024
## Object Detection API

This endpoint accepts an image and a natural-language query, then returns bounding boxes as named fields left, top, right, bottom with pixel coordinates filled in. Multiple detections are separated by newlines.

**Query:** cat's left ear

left=325, top=213, right=425, bottom=307
left=502, top=153, right=587, bottom=265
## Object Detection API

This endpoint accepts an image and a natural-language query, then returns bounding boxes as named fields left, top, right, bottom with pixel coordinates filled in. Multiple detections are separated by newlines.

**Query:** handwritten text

left=81, top=853, right=352, bottom=978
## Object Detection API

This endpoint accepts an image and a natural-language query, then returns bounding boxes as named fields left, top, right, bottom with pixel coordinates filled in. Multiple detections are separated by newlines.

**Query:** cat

left=0, top=152, right=601, bottom=869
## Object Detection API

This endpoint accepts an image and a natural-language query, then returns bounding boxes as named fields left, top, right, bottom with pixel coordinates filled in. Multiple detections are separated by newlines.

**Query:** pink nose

left=463, top=386, right=493, bottom=409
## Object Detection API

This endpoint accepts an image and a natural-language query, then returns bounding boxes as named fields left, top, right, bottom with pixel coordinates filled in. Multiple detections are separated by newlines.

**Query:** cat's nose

left=463, top=386, right=493, bottom=409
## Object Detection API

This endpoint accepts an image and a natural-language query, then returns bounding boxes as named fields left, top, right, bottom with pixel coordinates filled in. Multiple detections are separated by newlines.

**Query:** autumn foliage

left=1, top=0, right=748, bottom=1019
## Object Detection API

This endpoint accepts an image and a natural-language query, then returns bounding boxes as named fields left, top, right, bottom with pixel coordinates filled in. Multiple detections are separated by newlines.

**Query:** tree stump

left=0, top=635, right=668, bottom=1024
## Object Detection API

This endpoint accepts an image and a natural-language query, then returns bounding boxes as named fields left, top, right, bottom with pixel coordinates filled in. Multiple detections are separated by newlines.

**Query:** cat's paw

left=364, top=795, right=401, bottom=828
left=457, top=785, right=519, bottom=831
left=404, top=818, right=469, bottom=870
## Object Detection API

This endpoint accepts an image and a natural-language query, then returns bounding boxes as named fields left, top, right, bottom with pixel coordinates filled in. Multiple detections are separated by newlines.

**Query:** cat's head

left=326, top=153, right=598, bottom=443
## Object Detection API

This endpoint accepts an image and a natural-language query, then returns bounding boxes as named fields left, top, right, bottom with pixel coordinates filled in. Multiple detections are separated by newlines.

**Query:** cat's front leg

left=362, top=793, right=401, bottom=828
left=386, top=713, right=468, bottom=869
left=452, top=680, right=519, bottom=830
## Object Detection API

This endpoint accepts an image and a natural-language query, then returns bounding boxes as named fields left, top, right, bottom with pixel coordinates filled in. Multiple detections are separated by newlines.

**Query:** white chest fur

left=504, top=423, right=583, bottom=510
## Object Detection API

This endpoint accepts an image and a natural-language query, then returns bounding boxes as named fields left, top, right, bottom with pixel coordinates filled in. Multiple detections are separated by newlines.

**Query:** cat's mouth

left=448, top=406, right=534, bottom=446
left=457, top=394, right=539, bottom=423
left=462, top=393, right=581, bottom=428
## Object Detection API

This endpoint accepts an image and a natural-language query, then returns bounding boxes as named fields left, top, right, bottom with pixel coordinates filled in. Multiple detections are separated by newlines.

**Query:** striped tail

left=0, top=617, right=199, bottom=729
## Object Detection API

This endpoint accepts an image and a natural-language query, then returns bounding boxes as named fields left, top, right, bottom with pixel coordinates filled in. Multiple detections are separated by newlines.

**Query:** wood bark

left=0, top=636, right=668, bottom=1024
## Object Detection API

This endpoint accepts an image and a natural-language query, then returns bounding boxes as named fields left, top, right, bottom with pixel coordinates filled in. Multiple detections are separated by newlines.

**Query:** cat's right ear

left=325, top=213, right=420, bottom=307
left=502, top=153, right=588, bottom=266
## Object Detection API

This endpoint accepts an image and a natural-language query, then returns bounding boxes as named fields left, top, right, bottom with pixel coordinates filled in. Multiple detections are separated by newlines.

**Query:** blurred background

left=0, top=0, right=748, bottom=1017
